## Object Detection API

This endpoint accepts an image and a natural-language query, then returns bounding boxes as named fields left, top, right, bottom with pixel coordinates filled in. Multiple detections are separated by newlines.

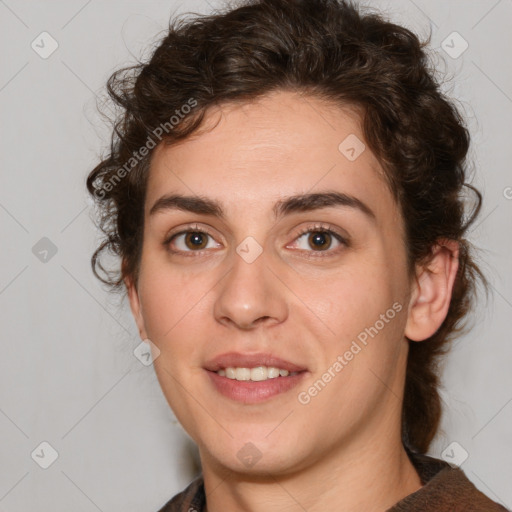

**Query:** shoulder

left=156, top=475, right=205, bottom=512
left=389, top=450, right=509, bottom=512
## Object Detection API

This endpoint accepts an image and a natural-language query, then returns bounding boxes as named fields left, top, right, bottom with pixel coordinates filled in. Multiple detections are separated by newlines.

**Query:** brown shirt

left=157, top=450, right=509, bottom=511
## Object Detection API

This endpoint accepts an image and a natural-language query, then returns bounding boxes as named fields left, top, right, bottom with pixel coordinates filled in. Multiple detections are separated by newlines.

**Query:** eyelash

left=163, top=223, right=348, bottom=258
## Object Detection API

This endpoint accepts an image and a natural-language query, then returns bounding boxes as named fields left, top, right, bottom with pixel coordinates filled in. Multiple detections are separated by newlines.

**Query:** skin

left=126, top=90, right=459, bottom=512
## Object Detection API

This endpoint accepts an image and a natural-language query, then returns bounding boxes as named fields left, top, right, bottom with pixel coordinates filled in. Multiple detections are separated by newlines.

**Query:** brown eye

left=166, top=229, right=221, bottom=253
left=184, top=232, right=208, bottom=250
left=307, top=231, right=332, bottom=251
left=288, top=227, right=347, bottom=256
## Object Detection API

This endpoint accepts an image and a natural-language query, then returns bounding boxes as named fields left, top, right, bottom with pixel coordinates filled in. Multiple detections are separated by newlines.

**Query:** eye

left=165, top=226, right=222, bottom=253
left=288, top=225, right=348, bottom=255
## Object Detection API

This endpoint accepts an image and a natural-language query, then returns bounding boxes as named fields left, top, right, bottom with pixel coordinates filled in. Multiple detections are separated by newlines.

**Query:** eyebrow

left=149, top=191, right=376, bottom=222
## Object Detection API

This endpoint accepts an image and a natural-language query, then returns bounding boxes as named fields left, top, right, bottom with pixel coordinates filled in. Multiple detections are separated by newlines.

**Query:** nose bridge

left=213, top=240, right=288, bottom=329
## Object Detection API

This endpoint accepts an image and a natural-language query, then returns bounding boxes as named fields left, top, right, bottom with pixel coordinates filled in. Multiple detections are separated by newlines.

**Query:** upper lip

left=204, top=352, right=307, bottom=373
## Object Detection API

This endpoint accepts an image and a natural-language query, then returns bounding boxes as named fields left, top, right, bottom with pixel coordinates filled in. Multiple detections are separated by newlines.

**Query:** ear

left=404, top=239, right=460, bottom=342
left=125, top=275, right=148, bottom=340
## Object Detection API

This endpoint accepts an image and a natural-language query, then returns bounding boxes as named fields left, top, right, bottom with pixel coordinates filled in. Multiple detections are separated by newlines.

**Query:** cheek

left=136, top=261, right=226, bottom=387
left=301, top=260, right=397, bottom=331
left=297, top=268, right=408, bottom=417
left=296, top=256, right=408, bottom=385
left=137, top=257, right=207, bottom=342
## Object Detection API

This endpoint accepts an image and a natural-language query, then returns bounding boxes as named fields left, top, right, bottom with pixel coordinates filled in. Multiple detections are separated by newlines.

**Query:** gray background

left=0, top=0, right=511, bottom=510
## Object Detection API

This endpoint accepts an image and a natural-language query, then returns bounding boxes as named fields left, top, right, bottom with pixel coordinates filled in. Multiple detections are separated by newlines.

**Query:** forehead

left=146, top=90, right=397, bottom=222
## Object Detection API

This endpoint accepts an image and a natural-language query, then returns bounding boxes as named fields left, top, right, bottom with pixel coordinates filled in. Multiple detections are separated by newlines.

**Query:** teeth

left=218, top=366, right=298, bottom=381
left=267, top=367, right=280, bottom=379
left=235, top=368, right=251, bottom=381
left=250, top=366, right=267, bottom=381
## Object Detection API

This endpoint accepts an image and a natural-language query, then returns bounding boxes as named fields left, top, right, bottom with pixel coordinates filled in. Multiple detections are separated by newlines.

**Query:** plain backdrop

left=0, top=0, right=511, bottom=510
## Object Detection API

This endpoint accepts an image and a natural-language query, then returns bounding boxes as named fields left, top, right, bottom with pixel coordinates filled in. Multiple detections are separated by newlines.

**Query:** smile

left=204, top=352, right=308, bottom=403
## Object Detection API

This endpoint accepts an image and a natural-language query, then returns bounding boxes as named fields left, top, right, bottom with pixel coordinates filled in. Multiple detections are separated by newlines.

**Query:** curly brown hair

left=87, top=0, right=487, bottom=454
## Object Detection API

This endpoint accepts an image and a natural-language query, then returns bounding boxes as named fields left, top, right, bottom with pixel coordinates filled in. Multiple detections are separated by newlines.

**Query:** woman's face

left=128, top=90, right=415, bottom=475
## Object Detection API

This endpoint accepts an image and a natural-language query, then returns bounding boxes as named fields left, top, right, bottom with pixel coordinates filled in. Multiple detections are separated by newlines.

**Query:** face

left=128, top=90, right=417, bottom=476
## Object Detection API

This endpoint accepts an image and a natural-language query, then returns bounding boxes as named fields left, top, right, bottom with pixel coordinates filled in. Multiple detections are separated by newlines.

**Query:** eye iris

left=185, top=232, right=207, bottom=250
left=308, top=231, right=331, bottom=250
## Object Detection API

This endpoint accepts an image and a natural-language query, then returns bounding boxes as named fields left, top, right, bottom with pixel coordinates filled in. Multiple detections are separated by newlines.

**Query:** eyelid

left=164, top=223, right=213, bottom=240
left=293, top=222, right=347, bottom=241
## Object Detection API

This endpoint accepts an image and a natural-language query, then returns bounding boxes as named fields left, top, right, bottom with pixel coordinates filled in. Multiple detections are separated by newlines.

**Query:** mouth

left=204, top=352, right=308, bottom=403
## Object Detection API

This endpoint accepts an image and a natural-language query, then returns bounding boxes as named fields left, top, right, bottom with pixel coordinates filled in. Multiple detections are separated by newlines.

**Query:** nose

left=213, top=247, right=289, bottom=330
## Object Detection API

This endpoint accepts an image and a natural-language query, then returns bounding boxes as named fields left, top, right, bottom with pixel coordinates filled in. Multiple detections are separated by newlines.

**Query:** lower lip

left=206, top=370, right=307, bottom=404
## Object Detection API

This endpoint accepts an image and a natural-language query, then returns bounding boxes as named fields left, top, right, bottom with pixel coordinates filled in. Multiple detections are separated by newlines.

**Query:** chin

left=198, top=428, right=308, bottom=476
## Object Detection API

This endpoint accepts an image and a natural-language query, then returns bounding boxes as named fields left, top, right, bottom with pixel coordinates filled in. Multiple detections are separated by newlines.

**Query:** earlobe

left=404, top=239, right=460, bottom=342
left=125, top=276, right=148, bottom=340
